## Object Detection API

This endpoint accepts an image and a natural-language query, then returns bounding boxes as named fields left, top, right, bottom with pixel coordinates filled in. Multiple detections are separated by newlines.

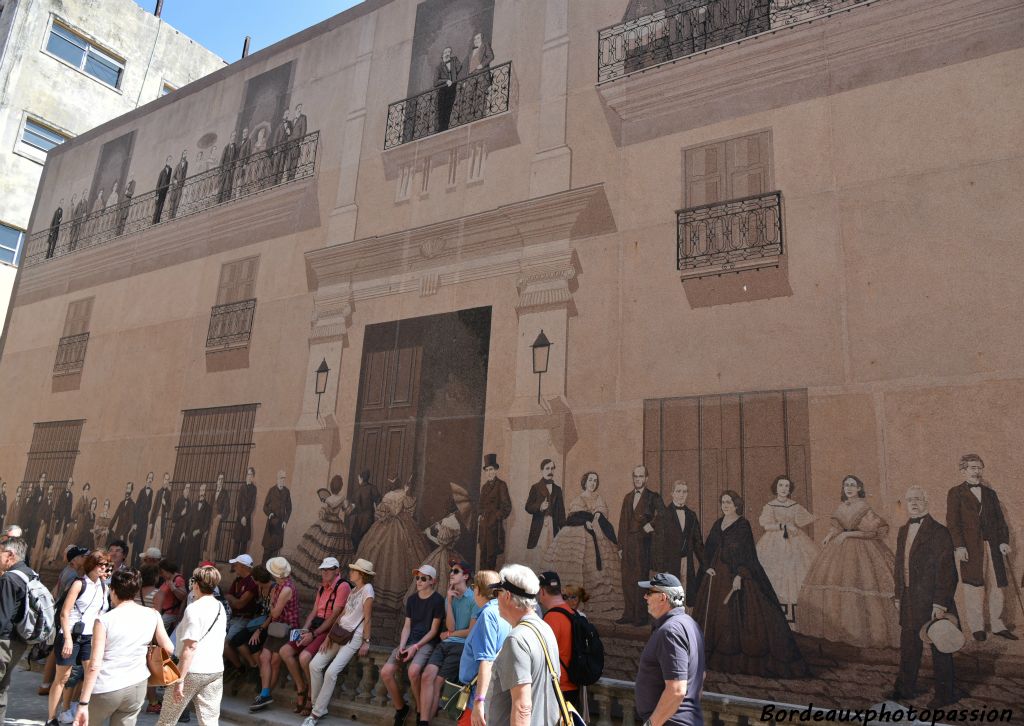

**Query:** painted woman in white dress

left=795, top=475, right=899, bottom=649
left=543, top=471, right=622, bottom=622
left=755, top=475, right=818, bottom=625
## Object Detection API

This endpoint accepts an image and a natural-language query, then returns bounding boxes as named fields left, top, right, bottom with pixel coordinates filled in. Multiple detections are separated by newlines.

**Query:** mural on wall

left=87, top=130, right=136, bottom=218
left=407, top=0, right=494, bottom=98
left=235, top=61, right=294, bottom=154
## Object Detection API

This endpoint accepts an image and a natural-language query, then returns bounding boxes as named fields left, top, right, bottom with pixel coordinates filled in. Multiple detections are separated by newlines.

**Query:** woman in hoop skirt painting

left=355, top=475, right=430, bottom=611
left=692, top=490, right=810, bottom=678
left=292, top=474, right=356, bottom=590
left=543, top=471, right=622, bottom=622
left=756, top=474, right=818, bottom=625
left=795, top=475, right=899, bottom=649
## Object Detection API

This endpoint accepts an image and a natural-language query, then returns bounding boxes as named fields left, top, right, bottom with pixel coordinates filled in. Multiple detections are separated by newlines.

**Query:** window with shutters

left=677, top=130, right=783, bottom=278
left=207, top=257, right=258, bottom=350
left=54, top=298, right=92, bottom=375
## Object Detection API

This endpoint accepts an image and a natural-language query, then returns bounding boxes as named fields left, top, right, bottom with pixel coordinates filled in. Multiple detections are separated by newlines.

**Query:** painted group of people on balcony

left=40, top=104, right=310, bottom=262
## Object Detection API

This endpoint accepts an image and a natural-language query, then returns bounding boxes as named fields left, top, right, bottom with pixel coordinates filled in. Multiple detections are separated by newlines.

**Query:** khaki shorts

left=385, top=642, right=435, bottom=669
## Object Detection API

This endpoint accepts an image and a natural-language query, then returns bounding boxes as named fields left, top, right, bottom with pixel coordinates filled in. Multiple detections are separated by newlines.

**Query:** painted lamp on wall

left=315, top=358, right=330, bottom=418
left=531, top=330, right=552, bottom=404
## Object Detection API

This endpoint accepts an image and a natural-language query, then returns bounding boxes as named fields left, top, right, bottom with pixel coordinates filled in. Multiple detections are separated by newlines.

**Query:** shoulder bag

left=521, top=620, right=587, bottom=726
left=148, top=601, right=221, bottom=686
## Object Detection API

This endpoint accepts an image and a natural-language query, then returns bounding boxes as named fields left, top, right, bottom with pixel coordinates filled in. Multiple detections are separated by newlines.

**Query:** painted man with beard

left=234, top=466, right=258, bottom=555
left=478, top=454, right=511, bottom=570
left=109, top=481, right=136, bottom=544
left=617, top=465, right=660, bottom=626
left=261, top=470, right=292, bottom=560
left=525, top=459, right=565, bottom=568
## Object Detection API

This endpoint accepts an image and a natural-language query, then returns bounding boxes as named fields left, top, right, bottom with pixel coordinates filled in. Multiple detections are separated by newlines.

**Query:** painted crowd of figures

left=43, top=104, right=311, bottom=260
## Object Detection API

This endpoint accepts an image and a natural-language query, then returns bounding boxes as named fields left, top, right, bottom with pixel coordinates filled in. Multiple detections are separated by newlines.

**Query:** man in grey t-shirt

left=485, top=564, right=562, bottom=726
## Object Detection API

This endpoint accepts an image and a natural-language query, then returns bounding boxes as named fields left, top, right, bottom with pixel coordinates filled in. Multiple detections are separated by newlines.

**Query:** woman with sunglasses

left=47, top=552, right=111, bottom=726
left=72, top=569, right=174, bottom=726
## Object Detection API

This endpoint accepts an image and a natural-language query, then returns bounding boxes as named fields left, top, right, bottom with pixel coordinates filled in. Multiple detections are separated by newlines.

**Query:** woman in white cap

left=302, top=559, right=375, bottom=726
left=249, top=557, right=300, bottom=712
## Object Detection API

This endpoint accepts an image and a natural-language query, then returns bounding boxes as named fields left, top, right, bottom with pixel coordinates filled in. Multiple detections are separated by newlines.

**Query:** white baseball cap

left=413, top=564, right=437, bottom=579
left=319, top=557, right=341, bottom=570
left=229, top=554, right=254, bottom=567
left=144, top=547, right=162, bottom=559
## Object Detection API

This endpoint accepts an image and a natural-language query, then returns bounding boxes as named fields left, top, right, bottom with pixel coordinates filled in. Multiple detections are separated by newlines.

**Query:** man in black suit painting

left=434, top=47, right=462, bottom=132
left=655, top=480, right=704, bottom=604
left=525, top=459, right=565, bottom=568
left=617, top=465, right=660, bottom=626
left=893, top=486, right=963, bottom=708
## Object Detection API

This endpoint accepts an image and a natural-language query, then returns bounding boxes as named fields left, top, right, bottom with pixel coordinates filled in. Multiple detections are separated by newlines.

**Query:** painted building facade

left=0, top=0, right=1022, bottom=715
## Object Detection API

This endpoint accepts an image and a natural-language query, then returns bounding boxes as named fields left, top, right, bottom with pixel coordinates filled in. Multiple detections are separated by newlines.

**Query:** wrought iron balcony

left=53, top=332, right=90, bottom=376
left=23, top=131, right=320, bottom=269
left=598, top=0, right=867, bottom=83
left=384, top=61, right=512, bottom=150
left=677, top=191, right=783, bottom=277
left=206, top=299, right=257, bottom=351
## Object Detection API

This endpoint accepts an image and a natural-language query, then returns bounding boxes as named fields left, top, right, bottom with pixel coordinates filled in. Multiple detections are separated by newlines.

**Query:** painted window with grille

left=208, top=257, right=259, bottom=350
left=683, top=130, right=773, bottom=208
left=54, top=297, right=93, bottom=375
left=166, top=403, right=258, bottom=564
left=20, top=419, right=85, bottom=491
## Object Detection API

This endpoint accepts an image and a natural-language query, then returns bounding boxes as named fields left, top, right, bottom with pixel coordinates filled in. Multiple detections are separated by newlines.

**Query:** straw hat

left=348, top=558, right=375, bottom=576
left=266, top=557, right=291, bottom=580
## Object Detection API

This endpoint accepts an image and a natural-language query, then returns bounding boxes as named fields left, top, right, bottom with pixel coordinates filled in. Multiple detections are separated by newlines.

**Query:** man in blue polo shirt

left=636, top=573, right=705, bottom=726
left=458, top=570, right=510, bottom=726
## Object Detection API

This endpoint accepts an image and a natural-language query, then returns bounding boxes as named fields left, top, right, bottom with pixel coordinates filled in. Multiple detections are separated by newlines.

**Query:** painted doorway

left=348, top=306, right=491, bottom=564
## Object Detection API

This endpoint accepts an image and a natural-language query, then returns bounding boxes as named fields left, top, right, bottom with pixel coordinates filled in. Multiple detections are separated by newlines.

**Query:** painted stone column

left=504, top=245, right=580, bottom=568
left=291, top=283, right=354, bottom=515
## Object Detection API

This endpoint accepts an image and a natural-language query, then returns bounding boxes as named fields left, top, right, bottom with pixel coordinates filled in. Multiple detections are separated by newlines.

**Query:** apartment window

left=46, top=21, right=124, bottom=88
left=0, top=222, right=24, bottom=265
left=21, top=117, right=68, bottom=153
left=684, top=131, right=773, bottom=208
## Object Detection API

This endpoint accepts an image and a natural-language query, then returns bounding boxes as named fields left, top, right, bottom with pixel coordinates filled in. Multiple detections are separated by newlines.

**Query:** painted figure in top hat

left=893, top=486, right=962, bottom=707
left=478, top=453, right=511, bottom=570
left=946, top=454, right=1016, bottom=642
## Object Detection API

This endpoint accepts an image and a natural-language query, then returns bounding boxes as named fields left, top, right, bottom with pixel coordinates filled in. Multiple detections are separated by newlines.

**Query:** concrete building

left=0, top=0, right=224, bottom=323
left=0, top=0, right=1022, bottom=720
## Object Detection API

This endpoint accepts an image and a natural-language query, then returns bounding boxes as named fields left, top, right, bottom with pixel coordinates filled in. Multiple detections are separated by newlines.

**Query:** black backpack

left=548, top=606, right=604, bottom=686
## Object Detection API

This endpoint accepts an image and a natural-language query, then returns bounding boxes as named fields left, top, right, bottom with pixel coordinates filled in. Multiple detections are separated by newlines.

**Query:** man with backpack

left=538, top=570, right=608, bottom=714
left=0, top=533, right=55, bottom=722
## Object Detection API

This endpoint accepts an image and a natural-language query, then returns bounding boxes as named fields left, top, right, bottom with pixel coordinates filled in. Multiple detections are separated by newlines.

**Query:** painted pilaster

left=529, top=0, right=572, bottom=197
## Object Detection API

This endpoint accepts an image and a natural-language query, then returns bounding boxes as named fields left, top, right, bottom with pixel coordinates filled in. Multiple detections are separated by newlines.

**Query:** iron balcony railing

left=23, top=131, right=320, bottom=269
left=53, top=332, right=90, bottom=376
left=598, top=0, right=867, bottom=83
left=677, top=190, right=783, bottom=273
left=384, top=61, right=512, bottom=150
left=206, top=298, right=257, bottom=351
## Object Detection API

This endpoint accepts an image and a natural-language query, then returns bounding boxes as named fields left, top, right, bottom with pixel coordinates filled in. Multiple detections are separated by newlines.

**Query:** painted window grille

left=643, top=389, right=812, bottom=535
left=53, top=297, right=93, bottom=375
left=46, top=21, right=125, bottom=88
left=168, top=403, right=258, bottom=563
left=20, top=419, right=85, bottom=493
left=0, top=222, right=24, bottom=265
left=21, top=117, right=68, bottom=153
left=207, top=256, right=258, bottom=350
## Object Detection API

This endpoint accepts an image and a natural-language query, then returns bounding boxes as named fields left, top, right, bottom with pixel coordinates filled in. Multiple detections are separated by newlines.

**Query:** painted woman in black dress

left=692, top=490, right=810, bottom=679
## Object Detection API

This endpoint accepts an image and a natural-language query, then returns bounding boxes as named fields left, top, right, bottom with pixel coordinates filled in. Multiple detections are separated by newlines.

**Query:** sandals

left=294, top=689, right=309, bottom=714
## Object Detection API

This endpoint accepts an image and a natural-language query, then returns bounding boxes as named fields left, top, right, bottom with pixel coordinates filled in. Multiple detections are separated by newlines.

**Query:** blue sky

left=158, top=1, right=365, bottom=62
